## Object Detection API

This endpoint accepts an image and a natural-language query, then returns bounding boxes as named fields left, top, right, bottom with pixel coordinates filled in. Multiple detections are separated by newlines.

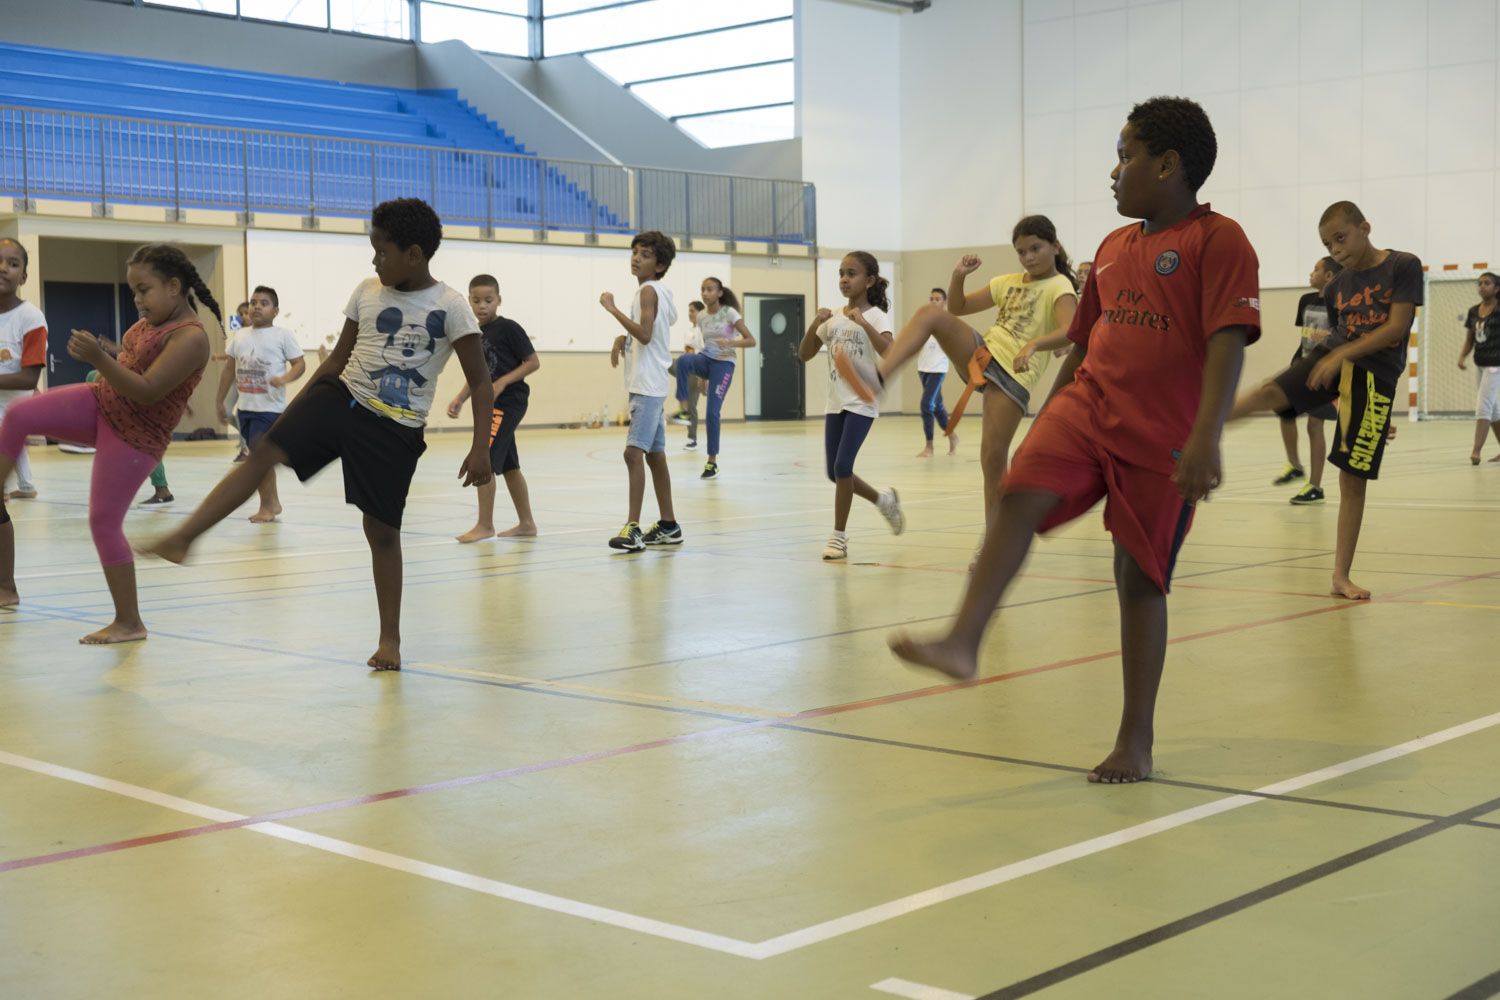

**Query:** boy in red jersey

left=885, top=97, right=1261, bottom=784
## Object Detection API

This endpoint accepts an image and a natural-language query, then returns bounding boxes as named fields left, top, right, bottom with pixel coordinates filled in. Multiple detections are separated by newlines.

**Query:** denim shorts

left=626, top=392, right=667, bottom=453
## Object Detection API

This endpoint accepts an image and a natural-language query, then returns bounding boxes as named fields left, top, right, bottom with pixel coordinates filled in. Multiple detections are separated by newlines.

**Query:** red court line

left=7, top=567, right=1499, bottom=876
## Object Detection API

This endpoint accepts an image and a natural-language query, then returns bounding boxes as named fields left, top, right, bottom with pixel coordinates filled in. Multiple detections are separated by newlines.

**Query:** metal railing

left=0, top=104, right=816, bottom=246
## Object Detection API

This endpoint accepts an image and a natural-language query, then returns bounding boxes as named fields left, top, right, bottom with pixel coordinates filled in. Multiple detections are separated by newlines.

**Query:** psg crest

left=1154, top=250, right=1180, bottom=275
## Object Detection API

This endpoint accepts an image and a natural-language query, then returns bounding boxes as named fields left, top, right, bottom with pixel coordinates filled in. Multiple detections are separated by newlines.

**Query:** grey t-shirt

left=1323, top=249, right=1423, bottom=385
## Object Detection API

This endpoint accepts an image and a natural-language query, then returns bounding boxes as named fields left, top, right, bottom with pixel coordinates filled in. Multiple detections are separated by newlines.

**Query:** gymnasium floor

left=1, top=414, right=1497, bottom=999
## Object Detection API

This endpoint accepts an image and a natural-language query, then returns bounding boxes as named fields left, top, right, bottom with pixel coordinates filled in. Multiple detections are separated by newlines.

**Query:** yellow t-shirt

left=981, top=272, right=1077, bottom=392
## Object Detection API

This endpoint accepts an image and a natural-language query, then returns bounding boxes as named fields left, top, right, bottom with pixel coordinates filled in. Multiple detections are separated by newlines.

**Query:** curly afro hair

left=1126, top=97, right=1217, bottom=193
left=631, top=230, right=676, bottom=278
left=372, top=198, right=443, bottom=260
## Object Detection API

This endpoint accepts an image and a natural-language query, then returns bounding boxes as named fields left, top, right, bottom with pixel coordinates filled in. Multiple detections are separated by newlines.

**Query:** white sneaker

left=822, top=534, right=848, bottom=561
left=877, top=487, right=905, bottom=535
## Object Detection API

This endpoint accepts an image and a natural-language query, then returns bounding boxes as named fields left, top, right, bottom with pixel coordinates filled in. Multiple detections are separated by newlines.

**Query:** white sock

left=832, top=529, right=847, bottom=540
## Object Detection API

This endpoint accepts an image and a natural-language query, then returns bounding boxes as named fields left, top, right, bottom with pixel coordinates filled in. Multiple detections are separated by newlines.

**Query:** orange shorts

left=1002, top=387, right=1194, bottom=592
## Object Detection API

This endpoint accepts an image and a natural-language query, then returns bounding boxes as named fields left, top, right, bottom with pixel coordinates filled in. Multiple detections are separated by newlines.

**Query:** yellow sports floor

left=1, top=415, right=1497, bottom=999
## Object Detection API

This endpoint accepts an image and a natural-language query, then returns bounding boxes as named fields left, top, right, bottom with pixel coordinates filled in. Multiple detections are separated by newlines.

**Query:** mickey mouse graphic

left=365, top=306, right=447, bottom=414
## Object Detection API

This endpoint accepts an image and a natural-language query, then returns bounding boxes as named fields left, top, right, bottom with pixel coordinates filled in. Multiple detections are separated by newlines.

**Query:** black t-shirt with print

left=1292, top=290, right=1331, bottom=363
left=1467, top=304, right=1500, bottom=368
left=1323, top=249, right=1424, bottom=385
left=480, top=317, right=536, bottom=411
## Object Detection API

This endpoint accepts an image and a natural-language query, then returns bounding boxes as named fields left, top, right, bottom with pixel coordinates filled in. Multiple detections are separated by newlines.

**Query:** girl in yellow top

left=839, top=215, right=1078, bottom=540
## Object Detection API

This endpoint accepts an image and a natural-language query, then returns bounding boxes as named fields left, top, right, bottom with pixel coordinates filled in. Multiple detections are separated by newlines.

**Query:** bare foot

left=497, top=523, right=538, bottom=538
left=947, top=431, right=959, bottom=455
left=248, top=504, right=282, bottom=524
left=1472, top=453, right=1482, bottom=465
left=0, top=585, right=18, bottom=608
left=916, top=445, right=934, bottom=458
left=455, top=524, right=494, bottom=544
left=5, top=489, right=36, bottom=500
left=889, top=631, right=979, bottom=681
left=368, top=639, right=401, bottom=671
left=138, top=534, right=191, bottom=565
left=1330, top=575, right=1372, bottom=600
left=1088, top=744, right=1153, bottom=784
left=80, top=620, right=148, bottom=645
left=1489, top=454, right=1500, bottom=463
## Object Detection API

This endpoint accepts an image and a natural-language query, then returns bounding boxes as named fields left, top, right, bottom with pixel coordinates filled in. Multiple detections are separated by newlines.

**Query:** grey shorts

left=974, top=330, right=1031, bottom=412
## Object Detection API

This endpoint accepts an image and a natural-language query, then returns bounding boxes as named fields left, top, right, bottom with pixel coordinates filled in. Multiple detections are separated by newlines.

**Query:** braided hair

left=127, top=243, right=223, bottom=330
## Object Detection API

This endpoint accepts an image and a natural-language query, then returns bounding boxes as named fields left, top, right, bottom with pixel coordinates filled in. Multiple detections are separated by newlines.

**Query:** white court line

left=0, top=749, right=764, bottom=959
left=870, top=977, right=975, bottom=1000
left=5, top=710, right=1497, bottom=961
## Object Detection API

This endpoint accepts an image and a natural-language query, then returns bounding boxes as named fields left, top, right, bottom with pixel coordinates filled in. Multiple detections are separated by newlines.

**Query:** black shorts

left=267, top=380, right=426, bottom=528
left=1277, top=347, right=1338, bottom=422
left=1273, top=352, right=1395, bottom=480
left=488, top=401, right=526, bottom=475
left=237, top=410, right=279, bottom=449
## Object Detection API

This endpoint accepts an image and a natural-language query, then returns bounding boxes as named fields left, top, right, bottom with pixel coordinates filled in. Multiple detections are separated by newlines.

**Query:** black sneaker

left=1271, top=463, right=1305, bottom=486
left=608, top=521, right=644, bottom=551
left=685, top=438, right=698, bottom=450
left=700, top=461, right=718, bottom=480
left=1289, top=484, right=1325, bottom=505
left=140, top=493, right=175, bottom=506
left=642, top=521, right=684, bottom=546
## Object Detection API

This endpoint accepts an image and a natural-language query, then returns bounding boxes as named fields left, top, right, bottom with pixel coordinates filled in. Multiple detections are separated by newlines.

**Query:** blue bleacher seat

left=0, top=42, right=626, bottom=233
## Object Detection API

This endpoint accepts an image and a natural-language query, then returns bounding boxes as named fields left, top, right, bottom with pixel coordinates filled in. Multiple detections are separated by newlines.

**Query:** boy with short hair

left=892, top=97, right=1261, bottom=785
left=1273, top=255, right=1343, bottom=504
left=218, top=284, right=304, bottom=523
left=1231, top=202, right=1420, bottom=600
left=447, top=274, right=540, bottom=542
left=146, top=198, right=495, bottom=670
left=599, top=230, right=682, bottom=552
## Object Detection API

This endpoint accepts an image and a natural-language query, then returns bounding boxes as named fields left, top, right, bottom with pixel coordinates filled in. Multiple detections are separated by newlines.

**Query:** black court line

left=1448, top=969, right=1500, bottom=1000
left=776, top=724, right=1500, bottom=831
left=976, top=793, right=1500, bottom=1000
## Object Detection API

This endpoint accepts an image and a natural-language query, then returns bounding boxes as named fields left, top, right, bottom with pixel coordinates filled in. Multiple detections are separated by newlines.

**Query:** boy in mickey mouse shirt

left=146, top=198, right=494, bottom=671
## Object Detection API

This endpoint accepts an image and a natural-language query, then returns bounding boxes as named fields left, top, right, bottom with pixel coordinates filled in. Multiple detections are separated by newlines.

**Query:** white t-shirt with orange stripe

left=0, top=300, right=47, bottom=405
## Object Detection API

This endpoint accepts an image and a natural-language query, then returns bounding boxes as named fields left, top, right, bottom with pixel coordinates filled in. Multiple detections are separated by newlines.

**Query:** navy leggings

left=919, top=370, right=949, bottom=442
left=675, top=353, right=735, bottom=455
left=825, top=410, right=874, bottom=481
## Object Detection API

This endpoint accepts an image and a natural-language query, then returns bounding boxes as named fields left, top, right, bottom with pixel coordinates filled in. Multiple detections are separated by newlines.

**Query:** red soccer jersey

left=1065, top=203, right=1262, bottom=474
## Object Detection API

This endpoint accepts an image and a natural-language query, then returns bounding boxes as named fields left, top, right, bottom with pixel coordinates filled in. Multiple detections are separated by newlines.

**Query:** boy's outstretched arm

left=1174, top=327, right=1249, bottom=503
left=453, top=335, right=496, bottom=488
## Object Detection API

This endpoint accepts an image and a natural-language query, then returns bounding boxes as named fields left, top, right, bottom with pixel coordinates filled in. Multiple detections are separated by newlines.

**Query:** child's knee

left=622, top=447, right=644, bottom=466
left=362, top=515, right=400, bottom=546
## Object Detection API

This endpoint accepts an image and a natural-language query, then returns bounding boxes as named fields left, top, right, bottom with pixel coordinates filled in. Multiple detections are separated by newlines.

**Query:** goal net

left=1418, top=268, right=1492, bottom=420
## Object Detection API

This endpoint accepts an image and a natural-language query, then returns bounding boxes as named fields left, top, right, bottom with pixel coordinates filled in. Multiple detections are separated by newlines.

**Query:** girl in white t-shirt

left=0, top=239, right=45, bottom=501
left=916, top=287, right=956, bottom=458
left=672, top=278, right=755, bottom=478
left=798, top=251, right=905, bottom=561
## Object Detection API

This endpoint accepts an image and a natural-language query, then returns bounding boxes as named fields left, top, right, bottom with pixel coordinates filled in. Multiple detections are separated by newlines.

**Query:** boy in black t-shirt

left=448, top=274, right=540, bottom=541
left=1232, top=201, right=1421, bottom=601
left=1273, top=255, right=1343, bottom=504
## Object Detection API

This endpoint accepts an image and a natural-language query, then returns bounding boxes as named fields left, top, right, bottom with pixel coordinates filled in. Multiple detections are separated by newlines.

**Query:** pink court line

left=6, top=566, right=1499, bottom=877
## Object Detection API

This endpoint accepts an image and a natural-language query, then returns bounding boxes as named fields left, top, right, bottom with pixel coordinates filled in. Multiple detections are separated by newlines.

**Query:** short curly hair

left=1127, top=97, right=1217, bottom=193
left=372, top=198, right=443, bottom=260
left=631, top=230, right=676, bottom=278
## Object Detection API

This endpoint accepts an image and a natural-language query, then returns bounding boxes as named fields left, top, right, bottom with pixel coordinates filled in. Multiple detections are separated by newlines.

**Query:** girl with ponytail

left=671, top=275, right=755, bottom=478
left=835, top=217, right=1078, bottom=563
left=798, top=251, right=905, bottom=561
left=0, top=243, right=211, bottom=642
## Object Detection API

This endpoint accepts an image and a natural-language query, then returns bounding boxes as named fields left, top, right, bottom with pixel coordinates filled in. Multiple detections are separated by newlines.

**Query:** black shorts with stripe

left=1273, top=349, right=1395, bottom=480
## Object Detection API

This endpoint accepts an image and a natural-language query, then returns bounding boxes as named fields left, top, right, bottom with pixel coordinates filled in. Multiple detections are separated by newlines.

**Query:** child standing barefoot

left=0, top=243, right=213, bottom=641
left=915, top=287, right=956, bottom=458
left=0, top=239, right=45, bottom=503
left=798, top=252, right=904, bottom=560
left=891, top=98, right=1260, bottom=784
left=144, top=199, right=495, bottom=670
left=449, top=274, right=539, bottom=541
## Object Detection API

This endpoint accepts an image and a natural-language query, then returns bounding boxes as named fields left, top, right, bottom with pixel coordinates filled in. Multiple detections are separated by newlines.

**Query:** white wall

left=898, top=0, right=1026, bottom=251
left=1022, top=0, right=1500, bottom=288
left=798, top=0, right=904, bottom=250
left=244, top=231, right=729, bottom=354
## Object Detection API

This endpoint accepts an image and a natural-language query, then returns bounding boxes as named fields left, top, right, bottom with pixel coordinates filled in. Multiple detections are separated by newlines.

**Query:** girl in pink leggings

left=0, top=244, right=212, bottom=644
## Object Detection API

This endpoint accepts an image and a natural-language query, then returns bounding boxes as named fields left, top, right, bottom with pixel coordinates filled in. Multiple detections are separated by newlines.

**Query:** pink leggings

left=0, top=383, right=158, bottom=566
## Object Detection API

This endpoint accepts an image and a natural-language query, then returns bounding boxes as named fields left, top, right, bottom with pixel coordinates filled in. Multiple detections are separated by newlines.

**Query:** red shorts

left=1002, top=386, right=1194, bottom=592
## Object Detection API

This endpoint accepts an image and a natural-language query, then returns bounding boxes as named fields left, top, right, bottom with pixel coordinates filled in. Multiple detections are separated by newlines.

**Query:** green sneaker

left=1272, top=463, right=1305, bottom=486
left=608, top=521, right=644, bottom=551
left=1289, top=484, right=1325, bottom=505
